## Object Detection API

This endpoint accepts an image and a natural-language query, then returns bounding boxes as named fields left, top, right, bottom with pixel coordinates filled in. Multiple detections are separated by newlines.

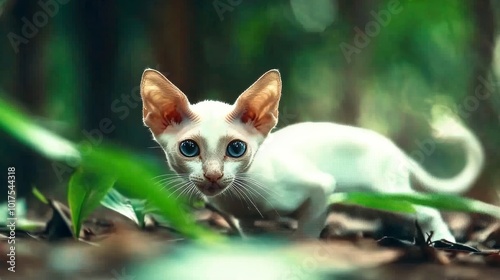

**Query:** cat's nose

left=204, top=172, right=223, bottom=183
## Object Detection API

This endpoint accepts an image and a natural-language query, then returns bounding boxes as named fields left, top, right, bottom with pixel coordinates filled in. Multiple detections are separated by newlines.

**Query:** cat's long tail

left=408, top=116, right=485, bottom=194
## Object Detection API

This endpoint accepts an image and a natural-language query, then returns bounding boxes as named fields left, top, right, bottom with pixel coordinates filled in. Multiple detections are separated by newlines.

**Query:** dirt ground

left=1, top=203, right=499, bottom=280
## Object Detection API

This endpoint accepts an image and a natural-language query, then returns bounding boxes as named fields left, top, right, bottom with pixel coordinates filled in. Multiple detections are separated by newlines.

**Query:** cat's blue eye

left=226, top=140, right=246, bottom=158
left=179, top=140, right=200, bottom=157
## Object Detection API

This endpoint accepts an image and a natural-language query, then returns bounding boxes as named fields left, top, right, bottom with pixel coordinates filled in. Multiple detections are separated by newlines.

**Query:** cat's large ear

left=140, top=69, right=196, bottom=135
left=228, top=69, right=282, bottom=135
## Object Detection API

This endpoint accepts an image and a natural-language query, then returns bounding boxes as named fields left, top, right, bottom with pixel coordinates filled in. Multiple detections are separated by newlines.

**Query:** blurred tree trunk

left=336, top=0, right=377, bottom=125
left=76, top=0, right=119, bottom=137
left=467, top=0, right=499, bottom=202
left=9, top=0, right=49, bottom=199
left=147, top=0, right=201, bottom=102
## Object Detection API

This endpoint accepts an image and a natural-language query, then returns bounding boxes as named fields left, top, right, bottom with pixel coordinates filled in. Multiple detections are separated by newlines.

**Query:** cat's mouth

left=197, top=182, right=226, bottom=196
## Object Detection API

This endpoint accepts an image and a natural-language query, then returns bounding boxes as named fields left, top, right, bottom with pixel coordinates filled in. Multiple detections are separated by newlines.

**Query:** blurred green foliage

left=0, top=96, right=220, bottom=241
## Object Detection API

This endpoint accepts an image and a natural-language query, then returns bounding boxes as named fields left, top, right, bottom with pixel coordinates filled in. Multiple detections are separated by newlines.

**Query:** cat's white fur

left=141, top=69, right=484, bottom=242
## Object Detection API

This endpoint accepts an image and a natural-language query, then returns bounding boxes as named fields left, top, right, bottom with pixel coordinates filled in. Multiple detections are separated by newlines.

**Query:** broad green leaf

left=101, top=188, right=146, bottom=228
left=0, top=97, right=79, bottom=161
left=387, top=193, right=500, bottom=218
left=32, top=186, right=49, bottom=204
left=330, top=192, right=500, bottom=219
left=68, top=169, right=116, bottom=237
left=330, top=193, right=416, bottom=214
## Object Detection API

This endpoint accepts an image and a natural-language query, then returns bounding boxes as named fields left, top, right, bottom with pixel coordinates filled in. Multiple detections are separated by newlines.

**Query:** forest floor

left=1, top=202, right=499, bottom=280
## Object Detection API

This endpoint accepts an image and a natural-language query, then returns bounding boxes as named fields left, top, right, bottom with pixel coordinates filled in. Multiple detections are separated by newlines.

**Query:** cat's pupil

left=226, top=140, right=246, bottom=158
left=179, top=140, right=200, bottom=157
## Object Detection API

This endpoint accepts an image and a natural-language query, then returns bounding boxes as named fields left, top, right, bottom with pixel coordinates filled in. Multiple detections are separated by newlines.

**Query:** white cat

left=140, top=69, right=484, bottom=241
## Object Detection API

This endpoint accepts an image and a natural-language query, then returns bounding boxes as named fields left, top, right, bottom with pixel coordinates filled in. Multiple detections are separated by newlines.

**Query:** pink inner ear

left=141, top=69, right=197, bottom=135
left=238, top=107, right=277, bottom=135
left=240, top=110, right=256, bottom=124
left=163, top=106, right=183, bottom=126
left=143, top=99, right=189, bottom=135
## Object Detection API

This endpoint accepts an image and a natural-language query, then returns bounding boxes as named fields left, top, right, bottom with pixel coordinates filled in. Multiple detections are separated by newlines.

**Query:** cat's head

left=140, top=69, right=281, bottom=196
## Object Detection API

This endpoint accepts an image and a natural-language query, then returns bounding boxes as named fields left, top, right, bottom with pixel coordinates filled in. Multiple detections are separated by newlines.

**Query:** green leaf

left=330, top=192, right=500, bottom=219
left=101, top=188, right=146, bottom=228
left=32, top=186, right=49, bottom=204
left=330, top=193, right=416, bottom=214
left=0, top=97, right=79, bottom=162
left=68, top=169, right=116, bottom=238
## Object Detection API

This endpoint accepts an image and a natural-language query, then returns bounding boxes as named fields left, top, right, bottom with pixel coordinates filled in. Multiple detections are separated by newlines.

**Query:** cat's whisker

left=221, top=188, right=228, bottom=199
left=232, top=181, right=263, bottom=218
left=237, top=178, right=275, bottom=195
left=155, top=175, right=187, bottom=182
left=227, top=184, right=244, bottom=205
left=167, top=181, right=192, bottom=198
left=160, top=178, right=188, bottom=192
left=225, top=185, right=234, bottom=200
left=238, top=172, right=269, bottom=178
left=156, top=176, right=186, bottom=186
left=156, top=176, right=183, bottom=185
left=233, top=178, right=281, bottom=217
left=233, top=187, right=245, bottom=204
left=153, top=175, right=188, bottom=187
left=187, top=185, right=199, bottom=203
left=176, top=183, right=196, bottom=200
left=226, top=186, right=237, bottom=201
left=235, top=176, right=280, bottom=197
left=229, top=181, right=248, bottom=206
left=250, top=185, right=279, bottom=198
left=152, top=173, right=186, bottom=180
left=242, top=184, right=281, bottom=218
left=223, top=187, right=230, bottom=199
left=235, top=174, right=268, bottom=186
left=154, top=173, right=188, bottom=181
left=151, top=174, right=168, bottom=180
left=168, top=185, right=190, bottom=199
left=230, top=183, right=252, bottom=209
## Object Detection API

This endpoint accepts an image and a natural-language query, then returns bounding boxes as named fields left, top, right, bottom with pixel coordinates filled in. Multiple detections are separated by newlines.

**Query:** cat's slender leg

left=412, top=205, right=455, bottom=242
left=377, top=166, right=455, bottom=242
left=294, top=173, right=336, bottom=238
left=205, top=202, right=244, bottom=236
left=237, top=219, right=262, bottom=238
left=295, top=200, right=328, bottom=238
